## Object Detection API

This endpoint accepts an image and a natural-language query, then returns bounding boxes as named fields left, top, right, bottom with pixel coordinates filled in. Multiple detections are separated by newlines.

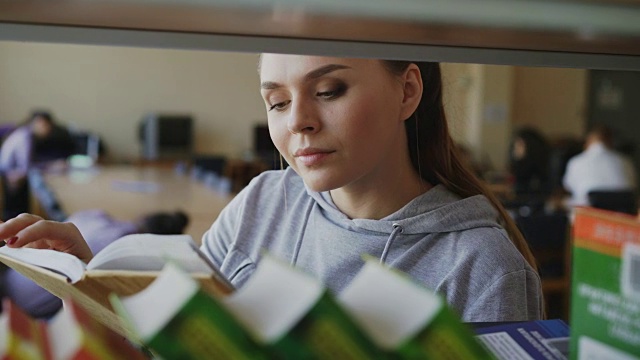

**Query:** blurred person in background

left=563, top=124, right=637, bottom=208
left=509, top=127, right=552, bottom=198
left=0, top=110, right=75, bottom=220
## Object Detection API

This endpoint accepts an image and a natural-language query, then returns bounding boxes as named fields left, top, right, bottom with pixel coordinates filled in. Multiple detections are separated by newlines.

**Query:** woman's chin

left=302, top=181, right=335, bottom=193
left=300, top=173, right=344, bottom=193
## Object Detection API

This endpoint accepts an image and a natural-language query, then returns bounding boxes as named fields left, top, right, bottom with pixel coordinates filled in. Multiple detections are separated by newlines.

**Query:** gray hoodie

left=201, top=168, right=543, bottom=322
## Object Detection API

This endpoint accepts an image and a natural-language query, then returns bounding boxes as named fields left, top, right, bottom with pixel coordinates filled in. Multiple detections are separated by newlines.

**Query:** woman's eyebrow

left=261, top=81, right=281, bottom=90
left=260, top=64, right=352, bottom=90
left=304, top=64, right=351, bottom=81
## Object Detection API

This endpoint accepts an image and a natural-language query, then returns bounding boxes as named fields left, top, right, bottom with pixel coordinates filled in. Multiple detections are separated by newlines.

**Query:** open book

left=0, top=234, right=234, bottom=339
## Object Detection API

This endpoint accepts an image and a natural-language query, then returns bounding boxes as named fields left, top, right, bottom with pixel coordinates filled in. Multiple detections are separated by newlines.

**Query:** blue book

left=475, top=319, right=570, bottom=360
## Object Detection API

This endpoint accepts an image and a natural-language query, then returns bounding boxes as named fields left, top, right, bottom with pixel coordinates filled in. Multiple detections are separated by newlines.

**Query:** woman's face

left=259, top=55, right=411, bottom=192
left=30, top=116, right=53, bottom=139
left=513, top=138, right=526, bottom=160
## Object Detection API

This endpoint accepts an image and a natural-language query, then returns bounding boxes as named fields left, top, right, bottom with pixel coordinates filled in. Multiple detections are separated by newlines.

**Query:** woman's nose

left=287, top=100, right=320, bottom=135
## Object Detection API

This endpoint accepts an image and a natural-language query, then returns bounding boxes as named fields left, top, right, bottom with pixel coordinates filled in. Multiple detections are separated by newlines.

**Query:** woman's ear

left=399, top=63, right=423, bottom=122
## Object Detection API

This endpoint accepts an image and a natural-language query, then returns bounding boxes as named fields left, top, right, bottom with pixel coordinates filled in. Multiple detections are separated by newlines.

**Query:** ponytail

left=382, top=61, right=538, bottom=272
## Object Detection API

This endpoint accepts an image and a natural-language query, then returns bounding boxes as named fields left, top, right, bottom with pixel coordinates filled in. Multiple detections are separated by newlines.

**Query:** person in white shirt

left=562, top=124, right=637, bottom=207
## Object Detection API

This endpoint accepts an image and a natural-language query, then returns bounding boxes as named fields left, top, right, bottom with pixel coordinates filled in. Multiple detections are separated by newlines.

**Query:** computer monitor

left=588, top=190, right=638, bottom=216
left=254, top=123, right=282, bottom=169
left=139, top=114, right=194, bottom=160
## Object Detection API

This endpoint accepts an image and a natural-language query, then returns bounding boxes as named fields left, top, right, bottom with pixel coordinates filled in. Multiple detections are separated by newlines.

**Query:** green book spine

left=147, top=290, right=267, bottom=360
left=270, top=292, right=387, bottom=359
left=396, top=307, right=494, bottom=360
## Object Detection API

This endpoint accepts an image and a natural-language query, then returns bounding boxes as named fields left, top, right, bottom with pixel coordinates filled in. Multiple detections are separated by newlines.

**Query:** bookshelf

left=0, top=0, right=639, bottom=70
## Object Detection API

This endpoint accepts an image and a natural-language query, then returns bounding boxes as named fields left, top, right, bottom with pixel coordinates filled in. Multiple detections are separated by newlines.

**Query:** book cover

left=111, top=262, right=264, bottom=360
left=223, top=256, right=381, bottom=359
left=570, top=207, right=640, bottom=360
left=0, top=298, right=51, bottom=360
left=475, top=319, right=570, bottom=360
left=269, top=291, right=380, bottom=359
left=338, top=259, right=492, bottom=359
left=0, top=234, right=234, bottom=339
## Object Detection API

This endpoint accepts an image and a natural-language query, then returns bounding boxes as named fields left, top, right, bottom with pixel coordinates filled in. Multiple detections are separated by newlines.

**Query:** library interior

left=0, top=1, right=639, bottom=359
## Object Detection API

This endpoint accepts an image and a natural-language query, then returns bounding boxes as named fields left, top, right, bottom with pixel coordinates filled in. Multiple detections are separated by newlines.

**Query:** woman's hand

left=0, top=213, right=93, bottom=263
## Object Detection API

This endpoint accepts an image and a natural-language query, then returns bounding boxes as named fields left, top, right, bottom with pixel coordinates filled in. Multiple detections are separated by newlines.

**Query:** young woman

left=0, top=55, right=542, bottom=322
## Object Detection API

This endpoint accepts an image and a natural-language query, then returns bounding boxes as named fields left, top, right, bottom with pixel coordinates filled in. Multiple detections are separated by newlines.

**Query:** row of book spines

left=141, top=289, right=492, bottom=360
left=143, top=290, right=377, bottom=360
left=145, top=290, right=265, bottom=359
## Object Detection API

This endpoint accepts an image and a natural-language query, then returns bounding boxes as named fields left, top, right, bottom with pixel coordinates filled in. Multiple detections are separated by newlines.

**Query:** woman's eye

left=268, top=100, right=291, bottom=112
left=316, top=85, right=346, bottom=99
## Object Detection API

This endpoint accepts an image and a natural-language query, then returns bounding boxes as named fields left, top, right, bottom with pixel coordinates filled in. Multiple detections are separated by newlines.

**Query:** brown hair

left=382, top=60, right=538, bottom=271
left=587, top=123, right=614, bottom=148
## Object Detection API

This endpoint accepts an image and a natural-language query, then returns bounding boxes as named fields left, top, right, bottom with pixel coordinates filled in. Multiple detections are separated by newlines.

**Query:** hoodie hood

left=309, top=184, right=501, bottom=235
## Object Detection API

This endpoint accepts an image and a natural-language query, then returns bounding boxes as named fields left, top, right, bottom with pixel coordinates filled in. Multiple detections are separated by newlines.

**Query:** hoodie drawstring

left=380, top=223, right=403, bottom=264
left=290, top=201, right=315, bottom=267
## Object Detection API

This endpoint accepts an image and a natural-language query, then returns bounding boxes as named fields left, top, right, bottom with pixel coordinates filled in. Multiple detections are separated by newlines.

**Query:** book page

left=86, top=233, right=233, bottom=293
left=88, top=234, right=212, bottom=273
left=0, top=247, right=86, bottom=283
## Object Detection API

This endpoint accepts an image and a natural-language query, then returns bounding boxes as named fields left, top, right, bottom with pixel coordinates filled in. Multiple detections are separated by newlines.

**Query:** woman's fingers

left=0, top=213, right=93, bottom=263
left=0, top=213, right=44, bottom=241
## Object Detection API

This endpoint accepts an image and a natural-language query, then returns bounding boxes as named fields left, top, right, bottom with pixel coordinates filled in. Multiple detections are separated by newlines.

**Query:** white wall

left=442, top=62, right=478, bottom=146
left=442, top=63, right=515, bottom=172
left=479, top=65, right=515, bottom=172
left=0, top=42, right=266, bottom=163
left=0, top=41, right=588, bottom=170
left=512, top=66, right=587, bottom=140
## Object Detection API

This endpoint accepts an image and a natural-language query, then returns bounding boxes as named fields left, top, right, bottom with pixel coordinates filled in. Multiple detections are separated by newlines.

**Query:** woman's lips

left=294, top=148, right=335, bottom=166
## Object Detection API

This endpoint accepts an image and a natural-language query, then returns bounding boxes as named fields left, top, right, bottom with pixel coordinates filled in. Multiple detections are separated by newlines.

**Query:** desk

left=33, top=165, right=233, bottom=243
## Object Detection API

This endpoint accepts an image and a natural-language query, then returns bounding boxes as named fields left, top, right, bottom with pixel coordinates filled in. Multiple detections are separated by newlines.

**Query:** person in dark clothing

left=0, top=111, right=75, bottom=220
left=509, top=127, right=551, bottom=197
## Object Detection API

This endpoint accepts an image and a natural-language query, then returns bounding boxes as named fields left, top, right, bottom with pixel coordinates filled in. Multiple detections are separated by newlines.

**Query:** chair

left=27, top=170, right=67, bottom=222
left=515, top=212, right=571, bottom=319
left=587, top=190, right=638, bottom=216
left=70, top=131, right=106, bottom=159
left=192, top=155, right=227, bottom=177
